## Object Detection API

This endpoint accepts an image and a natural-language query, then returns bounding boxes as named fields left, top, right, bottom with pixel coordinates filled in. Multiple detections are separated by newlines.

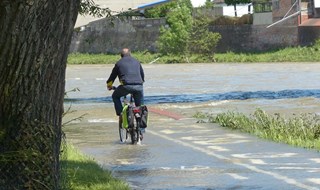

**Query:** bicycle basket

left=140, top=105, right=148, bottom=128
left=122, top=105, right=134, bottom=129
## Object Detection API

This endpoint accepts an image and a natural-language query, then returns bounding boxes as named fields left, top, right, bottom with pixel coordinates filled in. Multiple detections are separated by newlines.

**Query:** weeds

left=209, top=109, right=320, bottom=151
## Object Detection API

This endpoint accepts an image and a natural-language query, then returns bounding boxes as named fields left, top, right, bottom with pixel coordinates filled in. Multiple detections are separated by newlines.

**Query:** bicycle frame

left=115, top=87, right=142, bottom=145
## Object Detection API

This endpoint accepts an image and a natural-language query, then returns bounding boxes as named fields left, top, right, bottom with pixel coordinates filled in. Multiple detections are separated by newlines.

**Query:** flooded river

left=63, top=63, right=320, bottom=190
left=65, top=63, right=320, bottom=116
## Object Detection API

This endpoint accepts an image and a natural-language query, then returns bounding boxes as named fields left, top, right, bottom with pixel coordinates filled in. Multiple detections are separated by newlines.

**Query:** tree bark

left=0, top=0, right=79, bottom=189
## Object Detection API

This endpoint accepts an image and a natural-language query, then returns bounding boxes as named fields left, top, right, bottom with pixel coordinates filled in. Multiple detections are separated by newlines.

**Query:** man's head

left=120, top=48, right=131, bottom=58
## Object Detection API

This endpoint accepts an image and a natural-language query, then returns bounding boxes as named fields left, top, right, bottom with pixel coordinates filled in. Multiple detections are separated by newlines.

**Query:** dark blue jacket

left=107, top=55, right=144, bottom=86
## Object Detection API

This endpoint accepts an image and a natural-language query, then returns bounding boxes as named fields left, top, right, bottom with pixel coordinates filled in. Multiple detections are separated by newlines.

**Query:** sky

left=190, top=0, right=206, bottom=7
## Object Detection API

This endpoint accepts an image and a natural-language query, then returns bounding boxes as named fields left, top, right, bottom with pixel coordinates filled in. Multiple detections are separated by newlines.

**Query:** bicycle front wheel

left=119, top=117, right=128, bottom=143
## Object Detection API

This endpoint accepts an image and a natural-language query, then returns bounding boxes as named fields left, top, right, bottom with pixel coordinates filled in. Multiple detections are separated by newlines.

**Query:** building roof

left=300, top=18, right=320, bottom=26
left=137, top=0, right=173, bottom=10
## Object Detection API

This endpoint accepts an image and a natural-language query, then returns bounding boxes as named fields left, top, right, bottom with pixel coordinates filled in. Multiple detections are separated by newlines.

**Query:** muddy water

left=63, top=63, right=320, bottom=190
left=65, top=63, right=320, bottom=115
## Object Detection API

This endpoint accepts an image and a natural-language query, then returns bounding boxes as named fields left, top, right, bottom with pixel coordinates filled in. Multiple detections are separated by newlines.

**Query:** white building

left=213, top=0, right=252, bottom=17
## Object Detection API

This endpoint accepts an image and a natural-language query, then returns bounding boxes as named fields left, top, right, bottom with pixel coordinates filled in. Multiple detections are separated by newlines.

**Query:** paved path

left=64, top=103, right=320, bottom=190
left=64, top=64, right=320, bottom=189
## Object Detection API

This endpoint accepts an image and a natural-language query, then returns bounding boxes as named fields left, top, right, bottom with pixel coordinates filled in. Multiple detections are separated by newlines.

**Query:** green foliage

left=211, top=109, right=320, bottom=150
left=189, top=17, right=221, bottom=59
left=144, top=1, right=177, bottom=18
left=312, top=38, right=320, bottom=51
left=212, top=14, right=253, bottom=25
left=253, top=0, right=272, bottom=13
left=214, top=43, right=320, bottom=62
left=144, top=0, right=221, bottom=58
left=238, top=14, right=253, bottom=24
left=67, top=52, right=161, bottom=64
left=79, top=0, right=112, bottom=17
left=0, top=129, right=4, bottom=142
left=67, top=53, right=119, bottom=64
left=193, top=112, right=211, bottom=123
left=224, top=0, right=252, bottom=6
left=224, top=0, right=252, bottom=16
left=156, top=0, right=193, bottom=55
left=204, top=0, right=214, bottom=8
left=144, top=0, right=192, bottom=18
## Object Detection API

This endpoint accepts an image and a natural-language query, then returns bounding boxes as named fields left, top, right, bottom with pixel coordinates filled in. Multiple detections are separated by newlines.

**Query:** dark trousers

left=112, top=85, right=144, bottom=116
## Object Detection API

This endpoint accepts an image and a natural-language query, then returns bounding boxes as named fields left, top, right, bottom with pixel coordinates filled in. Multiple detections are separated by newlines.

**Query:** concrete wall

left=193, top=7, right=223, bottom=18
left=70, top=18, right=166, bottom=53
left=69, top=17, right=319, bottom=54
left=253, top=12, right=273, bottom=25
left=299, top=26, right=320, bottom=46
left=209, top=25, right=299, bottom=53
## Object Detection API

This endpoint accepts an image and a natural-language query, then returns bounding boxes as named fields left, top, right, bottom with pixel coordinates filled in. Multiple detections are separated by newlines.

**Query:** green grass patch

left=214, top=46, right=320, bottom=62
left=67, top=52, right=161, bottom=64
left=61, top=144, right=129, bottom=190
left=206, top=109, right=320, bottom=151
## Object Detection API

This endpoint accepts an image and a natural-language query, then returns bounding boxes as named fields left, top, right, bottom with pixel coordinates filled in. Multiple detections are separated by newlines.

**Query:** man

left=107, top=48, right=145, bottom=118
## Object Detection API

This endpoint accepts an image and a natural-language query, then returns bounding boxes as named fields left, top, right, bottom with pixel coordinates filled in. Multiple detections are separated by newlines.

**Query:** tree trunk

left=0, top=0, right=79, bottom=189
left=234, top=4, right=237, bottom=17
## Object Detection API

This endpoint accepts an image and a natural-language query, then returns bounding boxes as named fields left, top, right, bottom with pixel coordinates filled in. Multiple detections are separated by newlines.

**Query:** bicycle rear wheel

left=119, top=117, right=128, bottom=143
left=130, top=118, right=140, bottom=145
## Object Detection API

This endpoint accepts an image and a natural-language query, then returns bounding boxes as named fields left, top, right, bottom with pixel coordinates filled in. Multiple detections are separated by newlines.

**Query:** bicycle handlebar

left=109, top=86, right=117, bottom=90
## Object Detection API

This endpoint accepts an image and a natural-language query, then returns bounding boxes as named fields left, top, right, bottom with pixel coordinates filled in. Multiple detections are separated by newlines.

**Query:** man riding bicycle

left=107, top=48, right=145, bottom=121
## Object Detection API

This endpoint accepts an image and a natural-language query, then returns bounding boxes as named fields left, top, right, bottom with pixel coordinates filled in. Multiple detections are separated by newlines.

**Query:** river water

left=63, top=63, right=320, bottom=190
left=65, top=63, right=320, bottom=115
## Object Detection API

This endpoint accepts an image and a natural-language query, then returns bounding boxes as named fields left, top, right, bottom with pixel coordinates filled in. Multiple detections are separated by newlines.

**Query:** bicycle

left=112, top=87, right=143, bottom=145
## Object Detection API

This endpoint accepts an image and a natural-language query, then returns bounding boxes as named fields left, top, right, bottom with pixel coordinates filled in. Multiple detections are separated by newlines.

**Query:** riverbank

left=68, top=41, right=320, bottom=64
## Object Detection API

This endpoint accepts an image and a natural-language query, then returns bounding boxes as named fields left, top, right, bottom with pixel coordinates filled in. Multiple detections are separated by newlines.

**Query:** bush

left=212, top=16, right=237, bottom=25
left=212, top=14, right=253, bottom=25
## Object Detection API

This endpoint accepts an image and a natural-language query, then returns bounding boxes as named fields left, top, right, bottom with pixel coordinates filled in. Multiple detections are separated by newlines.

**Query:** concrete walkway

left=64, top=103, right=320, bottom=190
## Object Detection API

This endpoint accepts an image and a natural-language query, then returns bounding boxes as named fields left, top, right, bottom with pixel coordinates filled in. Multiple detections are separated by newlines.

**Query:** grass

left=214, top=46, right=320, bottom=62
left=67, top=51, right=162, bottom=64
left=67, top=40, right=320, bottom=64
left=202, top=109, right=320, bottom=151
left=60, top=144, right=129, bottom=190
